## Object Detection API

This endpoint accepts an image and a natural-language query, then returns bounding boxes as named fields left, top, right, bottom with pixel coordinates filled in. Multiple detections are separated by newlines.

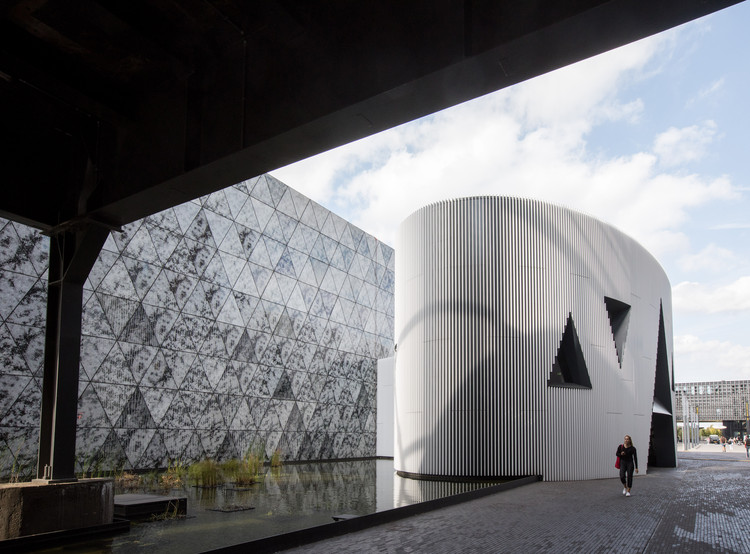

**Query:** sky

left=270, top=2, right=750, bottom=384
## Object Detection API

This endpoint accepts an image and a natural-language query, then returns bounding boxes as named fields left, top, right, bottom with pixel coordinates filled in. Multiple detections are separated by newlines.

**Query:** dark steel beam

left=36, top=224, right=110, bottom=482
left=0, top=0, right=742, bottom=233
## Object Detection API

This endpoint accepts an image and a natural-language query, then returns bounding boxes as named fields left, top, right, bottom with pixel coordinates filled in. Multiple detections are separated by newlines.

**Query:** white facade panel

left=394, top=197, right=676, bottom=481
left=376, top=357, right=395, bottom=457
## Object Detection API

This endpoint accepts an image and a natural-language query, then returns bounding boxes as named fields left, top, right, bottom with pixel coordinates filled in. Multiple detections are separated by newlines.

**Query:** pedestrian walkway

left=679, top=441, right=750, bottom=462
left=274, top=452, right=750, bottom=553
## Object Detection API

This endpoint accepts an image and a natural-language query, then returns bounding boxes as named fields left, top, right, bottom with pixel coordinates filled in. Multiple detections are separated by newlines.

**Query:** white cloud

left=678, top=243, right=741, bottom=273
left=653, top=121, right=718, bottom=167
left=674, top=334, right=750, bottom=382
left=710, top=222, right=750, bottom=230
left=673, top=276, right=750, bottom=314
left=686, top=77, right=725, bottom=108
left=272, top=30, right=737, bottom=257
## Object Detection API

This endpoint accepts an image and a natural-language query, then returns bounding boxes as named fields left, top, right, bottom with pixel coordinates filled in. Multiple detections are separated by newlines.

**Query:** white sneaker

left=622, top=488, right=627, bottom=495
left=626, top=492, right=631, bottom=497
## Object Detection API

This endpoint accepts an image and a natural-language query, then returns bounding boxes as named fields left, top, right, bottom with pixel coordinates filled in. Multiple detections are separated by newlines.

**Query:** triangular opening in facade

left=604, top=296, right=631, bottom=367
left=647, top=302, right=676, bottom=468
left=548, top=313, right=592, bottom=389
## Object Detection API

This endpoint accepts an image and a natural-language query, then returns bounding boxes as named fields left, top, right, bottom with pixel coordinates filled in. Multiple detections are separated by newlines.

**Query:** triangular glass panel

left=548, top=313, right=592, bottom=389
left=652, top=304, right=673, bottom=415
left=604, top=296, right=631, bottom=368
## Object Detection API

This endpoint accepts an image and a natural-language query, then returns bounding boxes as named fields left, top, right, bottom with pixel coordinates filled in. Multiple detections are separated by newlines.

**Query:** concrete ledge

left=0, top=518, right=129, bottom=553
left=114, top=493, right=187, bottom=519
left=0, top=478, right=114, bottom=539
left=204, top=475, right=540, bottom=554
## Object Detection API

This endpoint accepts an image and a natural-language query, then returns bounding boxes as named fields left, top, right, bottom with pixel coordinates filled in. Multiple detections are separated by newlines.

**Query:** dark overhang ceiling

left=0, top=0, right=742, bottom=232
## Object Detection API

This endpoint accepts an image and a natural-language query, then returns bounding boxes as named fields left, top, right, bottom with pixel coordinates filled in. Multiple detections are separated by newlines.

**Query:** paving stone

left=279, top=449, right=750, bottom=553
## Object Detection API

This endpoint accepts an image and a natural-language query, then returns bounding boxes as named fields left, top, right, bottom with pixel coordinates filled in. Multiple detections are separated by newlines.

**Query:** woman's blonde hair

left=624, top=435, right=633, bottom=447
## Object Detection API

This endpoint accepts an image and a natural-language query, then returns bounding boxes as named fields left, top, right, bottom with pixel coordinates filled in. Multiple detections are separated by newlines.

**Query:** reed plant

left=270, top=448, right=283, bottom=468
left=189, top=458, right=222, bottom=488
left=116, top=471, right=142, bottom=489
left=161, top=459, right=188, bottom=488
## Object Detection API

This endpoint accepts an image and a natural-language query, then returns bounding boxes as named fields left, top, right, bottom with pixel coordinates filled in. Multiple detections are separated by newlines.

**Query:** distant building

left=675, top=380, right=750, bottom=436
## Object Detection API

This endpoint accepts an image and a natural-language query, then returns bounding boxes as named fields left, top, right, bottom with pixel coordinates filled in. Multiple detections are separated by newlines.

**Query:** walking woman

left=617, top=435, right=639, bottom=497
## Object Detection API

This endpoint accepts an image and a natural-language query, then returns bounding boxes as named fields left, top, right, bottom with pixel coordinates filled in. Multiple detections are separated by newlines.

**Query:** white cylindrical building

left=394, top=197, right=676, bottom=481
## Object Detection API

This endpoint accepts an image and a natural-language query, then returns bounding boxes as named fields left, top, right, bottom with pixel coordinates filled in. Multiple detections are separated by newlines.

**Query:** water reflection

left=38, top=459, right=496, bottom=553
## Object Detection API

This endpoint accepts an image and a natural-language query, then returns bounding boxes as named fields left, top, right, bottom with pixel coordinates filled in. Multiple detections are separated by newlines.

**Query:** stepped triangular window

left=647, top=301, right=676, bottom=468
left=604, top=296, right=630, bottom=367
left=548, top=313, right=592, bottom=389
left=652, top=304, right=672, bottom=416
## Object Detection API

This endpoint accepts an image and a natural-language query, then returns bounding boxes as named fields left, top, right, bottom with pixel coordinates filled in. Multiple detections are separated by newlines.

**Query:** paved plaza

left=277, top=444, right=750, bottom=553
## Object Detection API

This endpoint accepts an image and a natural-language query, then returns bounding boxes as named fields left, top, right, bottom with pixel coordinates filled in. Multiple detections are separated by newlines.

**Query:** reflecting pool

left=36, top=459, right=497, bottom=553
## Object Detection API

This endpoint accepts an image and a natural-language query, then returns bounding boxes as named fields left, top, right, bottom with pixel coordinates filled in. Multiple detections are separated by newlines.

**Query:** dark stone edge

left=202, top=475, right=541, bottom=554
left=0, top=518, right=130, bottom=552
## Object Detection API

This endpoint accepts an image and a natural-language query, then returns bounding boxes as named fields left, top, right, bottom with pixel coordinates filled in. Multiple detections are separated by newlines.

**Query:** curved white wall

left=394, top=197, right=676, bottom=481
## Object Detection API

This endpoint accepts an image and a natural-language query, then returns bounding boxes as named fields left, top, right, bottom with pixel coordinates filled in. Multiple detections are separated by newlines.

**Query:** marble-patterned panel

left=160, top=396, right=195, bottom=431
left=109, top=221, right=140, bottom=254
left=218, top=223, right=246, bottom=260
left=0, top=324, right=32, bottom=376
left=0, top=223, right=35, bottom=277
left=218, top=250, right=246, bottom=288
left=248, top=176, right=274, bottom=206
left=140, top=385, right=177, bottom=424
left=185, top=209, right=216, bottom=247
left=234, top=361, right=258, bottom=394
left=172, top=202, right=201, bottom=235
left=93, top=382, right=136, bottom=427
left=146, top=224, right=182, bottom=265
left=247, top=396, right=270, bottom=429
left=223, top=186, right=249, bottom=220
left=234, top=199, right=263, bottom=234
left=196, top=393, right=226, bottom=431
left=181, top=359, right=212, bottom=393
left=73, top=380, right=108, bottom=425
left=80, top=293, right=116, bottom=339
left=121, top=226, right=161, bottom=265
left=93, top=344, right=137, bottom=386
left=215, top=432, right=239, bottom=461
left=183, top=431, right=208, bottom=462
left=75, top=427, right=111, bottom=469
left=217, top=393, right=243, bottom=428
left=97, top=258, right=138, bottom=300
left=3, top=380, right=40, bottom=428
left=4, top=276, right=45, bottom=328
left=202, top=252, right=231, bottom=288
left=161, top=349, right=197, bottom=388
left=200, top=355, right=226, bottom=390
left=137, top=430, right=169, bottom=468
left=1, top=173, right=395, bottom=474
left=116, top=427, right=156, bottom=467
left=0, top=271, right=38, bottom=322
left=144, top=207, right=180, bottom=234
left=213, top=321, right=243, bottom=359
left=119, top=342, right=159, bottom=384
left=216, top=293, right=244, bottom=328
left=264, top=175, right=287, bottom=207
left=229, top=398, right=253, bottom=430
left=79, top=335, right=114, bottom=381
left=121, top=257, right=161, bottom=301
left=6, top=324, right=44, bottom=377
left=161, top=429, right=195, bottom=460
left=203, top=190, right=232, bottom=219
